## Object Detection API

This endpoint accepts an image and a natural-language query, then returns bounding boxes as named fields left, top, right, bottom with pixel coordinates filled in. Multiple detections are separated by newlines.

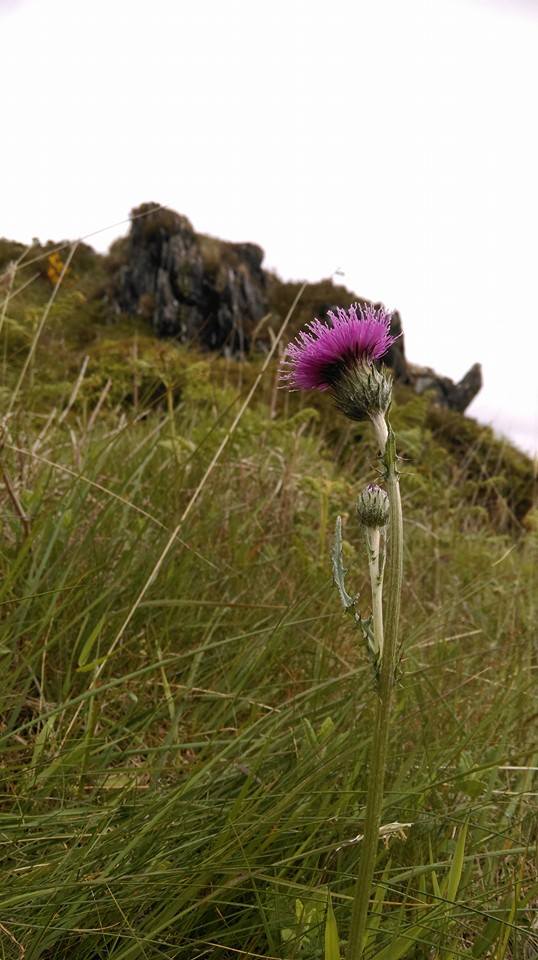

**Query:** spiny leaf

left=332, top=515, right=356, bottom=610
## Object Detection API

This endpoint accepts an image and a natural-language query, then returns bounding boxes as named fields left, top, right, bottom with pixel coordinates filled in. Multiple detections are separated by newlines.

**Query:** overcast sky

left=2, top=0, right=537, bottom=454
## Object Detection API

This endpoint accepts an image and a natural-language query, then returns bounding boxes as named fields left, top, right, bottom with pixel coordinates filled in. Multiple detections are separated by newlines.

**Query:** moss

left=266, top=274, right=369, bottom=343
left=0, top=237, right=27, bottom=271
left=426, top=405, right=535, bottom=526
left=106, top=236, right=129, bottom=271
left=198, top=233, right=241, bottom=278
left=129, top=203, right=194, bottom=241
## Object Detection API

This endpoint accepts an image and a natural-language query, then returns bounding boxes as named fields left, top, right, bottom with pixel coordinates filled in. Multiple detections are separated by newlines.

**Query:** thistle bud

left=357, top=483, right=389, bottom=528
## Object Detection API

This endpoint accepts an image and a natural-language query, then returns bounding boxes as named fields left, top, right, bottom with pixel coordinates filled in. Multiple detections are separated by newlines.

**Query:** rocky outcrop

left=110, top=203, right=482, bottom=413
left=111, top=204, right=268, bottom=354
left=409, top=361, right=482, bottom=413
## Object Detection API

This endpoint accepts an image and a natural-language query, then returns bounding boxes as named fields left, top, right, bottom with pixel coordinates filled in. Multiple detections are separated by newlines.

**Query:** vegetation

left=0, top=241, right=536, bottom=958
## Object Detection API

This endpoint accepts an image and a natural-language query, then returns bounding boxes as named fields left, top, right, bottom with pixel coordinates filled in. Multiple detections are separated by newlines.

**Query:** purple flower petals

left=281, top=303, right=396, bottom=392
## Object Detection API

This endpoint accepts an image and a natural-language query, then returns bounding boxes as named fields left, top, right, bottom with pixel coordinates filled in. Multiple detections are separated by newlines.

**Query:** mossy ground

left=0, top=242, right=536, bottom=958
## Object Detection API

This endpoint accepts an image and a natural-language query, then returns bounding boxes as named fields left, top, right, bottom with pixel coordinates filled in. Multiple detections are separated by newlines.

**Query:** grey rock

left=410, top=361, right=482, bottom=413
left=112, top=204, right=268, bottom=353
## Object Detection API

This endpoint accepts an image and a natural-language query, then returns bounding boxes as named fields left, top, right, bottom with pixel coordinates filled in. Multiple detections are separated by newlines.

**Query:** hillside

left=0, top=205, right=535, bottom=528
left=0, top=200, right=481, bottom=411
left=0, top=213, right=536, bottom=958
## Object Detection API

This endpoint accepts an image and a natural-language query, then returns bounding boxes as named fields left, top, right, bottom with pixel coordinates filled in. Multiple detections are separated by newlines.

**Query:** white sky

left=1, top=0, right=537, bottom=455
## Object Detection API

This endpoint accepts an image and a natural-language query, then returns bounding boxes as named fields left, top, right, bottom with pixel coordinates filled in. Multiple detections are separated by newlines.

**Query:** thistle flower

left=281, top=303, right=397, bottom=450
left=287, top=302, right=404, bottom=954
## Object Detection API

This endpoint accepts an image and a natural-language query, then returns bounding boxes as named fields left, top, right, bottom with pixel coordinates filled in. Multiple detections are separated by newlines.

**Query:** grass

left=0, top=245, right=536, bottom=958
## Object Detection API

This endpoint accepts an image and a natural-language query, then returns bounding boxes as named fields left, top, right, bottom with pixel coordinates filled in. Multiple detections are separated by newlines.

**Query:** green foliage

left=0, top=254, right=536, bottom=958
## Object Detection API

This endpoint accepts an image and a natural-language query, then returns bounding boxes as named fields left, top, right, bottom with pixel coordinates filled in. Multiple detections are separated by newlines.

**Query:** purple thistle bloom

left=281, top=303, right=396, bottom=392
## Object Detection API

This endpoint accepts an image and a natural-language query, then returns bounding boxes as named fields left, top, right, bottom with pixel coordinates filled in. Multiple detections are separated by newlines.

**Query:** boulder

left=112, top=204, right=268, bottom=354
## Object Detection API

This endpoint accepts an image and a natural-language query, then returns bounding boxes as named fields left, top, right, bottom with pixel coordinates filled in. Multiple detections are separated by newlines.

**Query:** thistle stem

left=365, top=527, right=384, bottom=662
left=347, top=429, right=403, bottom=959
left=369, top=411, right=389, bottom=455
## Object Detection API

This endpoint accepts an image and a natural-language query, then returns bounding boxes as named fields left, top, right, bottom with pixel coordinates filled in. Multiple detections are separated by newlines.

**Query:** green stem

left=347, top=428, right=403, bottom=959
left=366, top=526, right=384, bottom=662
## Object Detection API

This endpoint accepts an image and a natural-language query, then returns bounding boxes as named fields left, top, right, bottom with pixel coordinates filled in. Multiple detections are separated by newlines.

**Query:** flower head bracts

left=281, top=303, right=396, bottom=392
left=357, top=483, right=390, bottom=529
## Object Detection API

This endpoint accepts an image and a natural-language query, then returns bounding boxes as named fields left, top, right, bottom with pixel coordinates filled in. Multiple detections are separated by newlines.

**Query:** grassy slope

left=0, top=243, right=536, bottom=959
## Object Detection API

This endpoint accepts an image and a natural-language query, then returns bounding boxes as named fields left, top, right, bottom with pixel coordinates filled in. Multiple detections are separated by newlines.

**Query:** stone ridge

left=110, top=203, right=482, bottom=412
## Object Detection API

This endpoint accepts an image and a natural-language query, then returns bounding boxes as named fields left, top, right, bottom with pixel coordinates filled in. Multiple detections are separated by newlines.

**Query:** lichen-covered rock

left=111, top=204, right=268, bottom=354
